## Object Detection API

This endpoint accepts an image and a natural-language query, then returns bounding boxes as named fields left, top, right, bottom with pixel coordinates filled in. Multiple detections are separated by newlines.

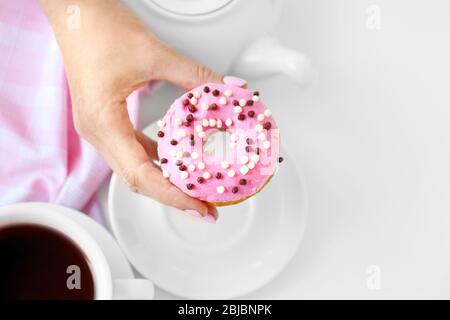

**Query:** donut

left=156, top=78, right=282, bottom=206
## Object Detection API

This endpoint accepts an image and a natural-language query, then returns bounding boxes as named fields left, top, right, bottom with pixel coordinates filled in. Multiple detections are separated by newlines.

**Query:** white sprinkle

left=221, top=161, right=229, bottom=169
left=188, top=164, right=196, bottom=172
left=257, top=114, right=265, bottom=122
left=240, top=155, right=249, bottom=164
left=170, top=150, right=177, bottom=157
left=239, top=99, right=247, bottom=107
left=180, top=171, right=189, bottom=180
left=189, top=97, right=198, bottom=105
left=216, top=119, right=223, bottom=129
left=174, top=118, right=182, bottom=126
left=193, top=90, right=201, bottom=98
left=201, top=102, right=209, bottom=111
left=264, top=109, right=272, bottom=117
left=251, top=154, right=260, bottom=163
left=203, top=172, right=211, bottom=180
left=255, top=124, right=263, bottom=132
left=252, top=95, right=260, bottom=102
left=198, top=162, right=205, bottom=170
left=225, top=119, right=233, bottom=127
left=176, top=150, right=183, bottom=158
left=162, top=170, right=170, bottom=178
left=258, top=133, right=266, bottom=141
left=262, top=141, right=271, bottom=149
left=195, top=125, right=203, bottom=132
left=191, top=151, right=199, bottom=159
left=224, top=89, right=232, bottom=97
left=202, top=119, right=209, bottom=127
left=219, top=97, right=227, bottom=105
left=240, top=166, right=249, bottom=175
left=227, top=170, right=236, bottom=177
left=198, top=131, right=206, bottom=138
left=157, top=120, right=165, bottom=128
left=230, top=133, right=239, bottom=142
left=233, top=106, right=243, bottom=113
left=178, top=129, right=187, bottom=138
left=248, top=162, right=256, bottom=170
left=209, top=119, right=216, bottom=127
left=217, top=186, right=225, bottom=194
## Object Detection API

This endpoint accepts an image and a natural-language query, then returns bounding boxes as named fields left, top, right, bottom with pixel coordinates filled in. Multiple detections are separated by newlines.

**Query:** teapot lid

left=150, top=0, right=234, bottom=15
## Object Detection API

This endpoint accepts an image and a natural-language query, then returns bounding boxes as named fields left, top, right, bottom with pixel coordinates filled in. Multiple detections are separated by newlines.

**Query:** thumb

left=154, top=46, right=223, bottom=90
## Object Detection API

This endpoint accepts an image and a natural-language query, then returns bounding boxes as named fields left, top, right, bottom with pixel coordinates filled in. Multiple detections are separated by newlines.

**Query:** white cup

left=0, top=204, right=154, bottom=300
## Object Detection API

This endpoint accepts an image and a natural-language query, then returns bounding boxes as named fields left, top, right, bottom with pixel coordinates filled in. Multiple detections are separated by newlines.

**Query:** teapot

left=121, top=0, right=314, bottom=86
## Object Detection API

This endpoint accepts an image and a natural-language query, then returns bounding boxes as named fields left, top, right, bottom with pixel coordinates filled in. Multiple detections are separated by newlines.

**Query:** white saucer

left=32, top=203, right=134, bottom=280
left=107, top=123, right=308, bottom=299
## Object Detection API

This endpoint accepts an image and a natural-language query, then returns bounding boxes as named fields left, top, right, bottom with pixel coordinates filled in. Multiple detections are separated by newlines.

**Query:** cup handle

left=113, top=279, right=155, bottom=300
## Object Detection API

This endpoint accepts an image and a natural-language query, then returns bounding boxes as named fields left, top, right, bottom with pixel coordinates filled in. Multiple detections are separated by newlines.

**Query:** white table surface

left=101, top=0, right=450, bottom=299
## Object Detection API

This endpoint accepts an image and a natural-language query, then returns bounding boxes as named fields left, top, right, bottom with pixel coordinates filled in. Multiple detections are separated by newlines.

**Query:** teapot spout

left=231, top=36, right=316, bottom=86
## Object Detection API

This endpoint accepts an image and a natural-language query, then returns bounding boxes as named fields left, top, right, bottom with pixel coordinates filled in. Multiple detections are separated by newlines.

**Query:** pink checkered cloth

left=0, top=0, right=145, bottom=219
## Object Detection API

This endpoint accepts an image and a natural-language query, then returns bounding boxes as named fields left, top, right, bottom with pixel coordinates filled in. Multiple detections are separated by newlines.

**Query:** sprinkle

left=219, top=97, right=227, bottom=105
left=240, top=155, right=249, bottom=164
left=179, top=165, right=187, bottom=171
left=210, top=103, right=218, bottom=111
left=203, top=86, right=210, bottom=93
left=195, top=125, right=203, bottom=132
left=188, top=164, right=196, bottom=172
left=245, top=146, right=253, bottom=153
left=248, top=162, right=256, bottom=169
left=203, top=172, right=211, bottom=180
left=264, top=122, right=272, bottom=130
left=157, top=120, right=165, bottom=128
left=157, top=131, right=164, bottom=138
left=238, top=114, right=246, bottom=121
left=182, top=99, right=190, bottom=106
left=197, top=177, right=205, bottom=184
left=188, top=105, right=197, bottom=113
left=216, top=119, right=223, bottom=128
left=239, top=179, right=247, bottom=185
left=187, top=93, right=194, bottom=99
left=257, top=114, right=265, bottom=121
left=230, top=133, right=239, bottom=142
left=176, top=160, right=183, bottom=166
left=233, top=100, right=239, bottom=106
left=252, top=95, right=260, bottom=102
left=191, top=151, right=199, bottom=159
left=215, top=172, right=222, bottom=179
left=170, top=139, right=178, bottom=145
left=246, top=100, right=254, bottom=106
left=186, top=183, right=194, bottom=190
left=232, top=186, right=239, bottom=194
left=209, top=119, right=217, bottom=127
left=233, top=106, right=243, bottom=113
left=193, top=91, right=201, bottom=98
left=174, top=118, right=182, bottom=126
left=227, top=170, right=236, bottom=177
left=239, top=99, right=247, bottom=107
left=201, top=102, right=209, bottom=111
left=217, top=186, right=225, bottom=194
left=264, top=109, right=272, bottom=117
left=251, top=154, right=260, bottom=163
left=212, top=89, right=220, bottom=96
left=198, top=132, right=206, bottom=138
left=170, top=150, right=177, bottom=157
left=180, top=171, right=189, bottom=179
left=178, top=130, right=187, bottom=138
left=262, top=141, right=271, bottom=149
left=202, top=119, right=209, bottom=127
left=255, top=147, right=261, bottom=155
left=184, top=121, right=191, bottom=127
left=246, top=138, right=254, bottom=145
left=248, top=111, right=255, bottom=118
left=189, top=97, right=198, bottom=105
left=160, top=158, right=168, bottom=164
left=225, top=119, right=233, bottom=127
left=198, top=162, right=205, bottom=170
left=186, top=114, right=194, bottom=122
left=221, top=161, right=229, bottom=169
left=255, top=124, right=263, bottom=132
left=240, top=166, right=249, bottom=175
left=176, top=150, right=183, bottom=158
left=279, top=157, right=284, bottom=163
left=162, top=170, right=170, bottom=178
left=224, top=89, right=232, bottom=97
left=253, top=91, right=260, bottom=96
left=190, top=140, right=195, bottom=146
left=258, top=133, right=266, bottom=141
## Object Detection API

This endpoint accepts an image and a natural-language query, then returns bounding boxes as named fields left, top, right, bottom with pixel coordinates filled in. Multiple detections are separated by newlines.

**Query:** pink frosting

left=157, top=82, right=280, bottom=204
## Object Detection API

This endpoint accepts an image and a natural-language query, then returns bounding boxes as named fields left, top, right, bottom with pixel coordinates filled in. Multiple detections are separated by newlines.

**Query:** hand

left=39, top=0, right=223, bottom=220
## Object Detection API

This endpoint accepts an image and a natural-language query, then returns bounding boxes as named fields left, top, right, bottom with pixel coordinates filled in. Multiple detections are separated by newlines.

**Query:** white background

left=129, top=0, right=450, bottom=299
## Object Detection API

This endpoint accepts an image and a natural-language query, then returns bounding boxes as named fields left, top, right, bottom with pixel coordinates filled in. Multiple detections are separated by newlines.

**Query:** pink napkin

left=0, top=0, right=147, bottom=219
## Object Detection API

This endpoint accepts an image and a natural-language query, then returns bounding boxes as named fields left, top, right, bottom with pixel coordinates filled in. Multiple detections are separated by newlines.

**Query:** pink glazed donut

left=156, top=78, right=282, bottom=206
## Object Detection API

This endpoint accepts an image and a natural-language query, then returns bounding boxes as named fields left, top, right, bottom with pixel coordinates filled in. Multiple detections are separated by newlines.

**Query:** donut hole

left=203, top=129, right=233, bottom=163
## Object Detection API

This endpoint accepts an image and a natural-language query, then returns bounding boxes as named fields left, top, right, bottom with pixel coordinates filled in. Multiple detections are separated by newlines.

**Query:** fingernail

left=223, top=76, right=247, bottom=87
left=185, top=209, right=202, bottom=218
left=203, top=214, right=216, bottom=224
left=185, top=210, right=216, bottom=223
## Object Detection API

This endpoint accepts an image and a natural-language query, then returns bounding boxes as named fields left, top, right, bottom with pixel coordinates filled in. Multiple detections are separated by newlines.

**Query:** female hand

left=39, top=0, right=222, bottom=220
